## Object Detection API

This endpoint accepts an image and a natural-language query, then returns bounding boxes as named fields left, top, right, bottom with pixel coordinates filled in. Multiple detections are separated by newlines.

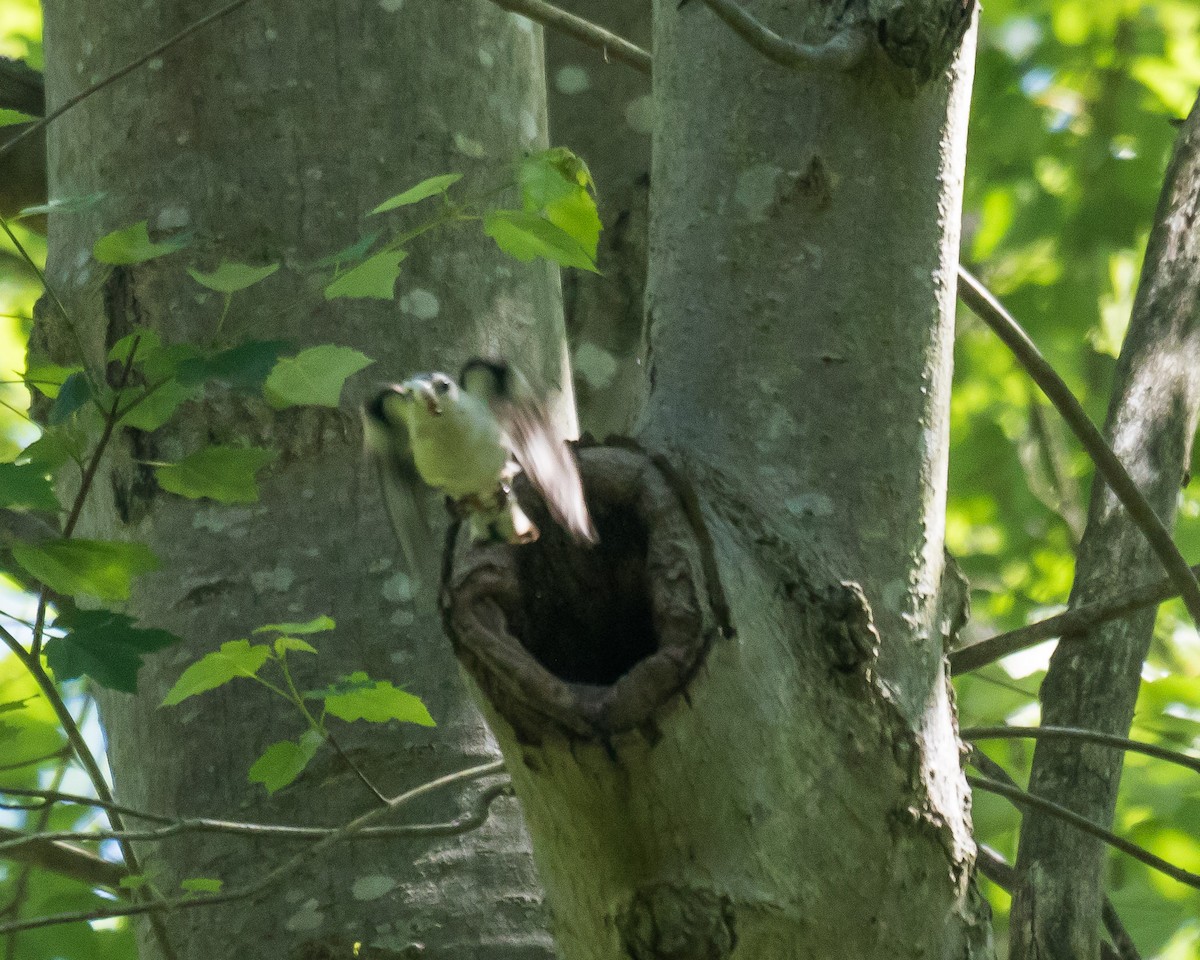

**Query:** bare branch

left=950, top=561, right=1200, bottom=673
left=0, top=761, right=506, bottom=935
left=489, top=0, right=652, bottom=75
left=958, top=264, right=1200, bottom=627
left=967, top=773, right=1200, bottom=890
left=0, top=781, right=513, bottom=850
left=961, top=725, right=1200, bottom=776
left=689, top=0, right=870, bottom=72
left=0, top=827, right=126, bottom=891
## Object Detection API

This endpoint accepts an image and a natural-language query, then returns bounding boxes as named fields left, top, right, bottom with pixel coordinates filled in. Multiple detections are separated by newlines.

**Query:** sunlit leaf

left=484, top=210, right=598, bottom=272
left=180, top=877, right=223, bottom=893
left=93, top=221, right=188, bottom=265
left=187, top=261, right=280, bottom=293
left=161, top=640, right=272, bottom=706
left=13, top=539, right=160, bottom=602
left=273, top=637, right=318, bottom=657
left=23, top=363, right=83, bottom=400
left=323, top=249, right=407, bottom=300
left=308, top=671, right=434, bottom=726
left=248, top=730, right=323, bottom=793
left=263, top=345, right=373, bottom=409
left=254, top=615, right=335, bottom=635
left=370, top=173, right=462, bottom=214
left=155, top=445, right=277, bottom=504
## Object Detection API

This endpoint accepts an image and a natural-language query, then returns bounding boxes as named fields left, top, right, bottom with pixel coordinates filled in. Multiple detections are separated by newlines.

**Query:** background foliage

left=0, top=0, right=1197, bottom=956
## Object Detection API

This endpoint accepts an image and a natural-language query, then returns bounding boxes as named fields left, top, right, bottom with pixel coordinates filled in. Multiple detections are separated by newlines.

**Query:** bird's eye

left=433, top=377, right=452, bottom=395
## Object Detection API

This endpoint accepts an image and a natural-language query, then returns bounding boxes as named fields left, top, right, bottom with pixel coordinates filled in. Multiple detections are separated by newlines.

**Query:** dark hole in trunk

left=510, top=480, right=658, bottom=686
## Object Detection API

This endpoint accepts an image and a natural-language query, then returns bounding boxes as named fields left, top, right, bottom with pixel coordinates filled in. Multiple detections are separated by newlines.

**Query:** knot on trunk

left=442, top=445, right=723, bottom=742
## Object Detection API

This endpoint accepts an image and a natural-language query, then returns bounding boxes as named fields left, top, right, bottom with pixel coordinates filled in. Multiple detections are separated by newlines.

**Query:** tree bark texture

left=444, top=1, right=993, bottom=957
left=39, top=2, right=569, bottom=957
left=546, top=0, right=651, bottom=439
left=1011, top=92, right=1200, bottom=960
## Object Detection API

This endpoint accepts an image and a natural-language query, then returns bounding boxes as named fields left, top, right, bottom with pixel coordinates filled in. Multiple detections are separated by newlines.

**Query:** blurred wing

left=362, top=413, right=437, bottom=587
left=492, top=395, right=598, bottom=544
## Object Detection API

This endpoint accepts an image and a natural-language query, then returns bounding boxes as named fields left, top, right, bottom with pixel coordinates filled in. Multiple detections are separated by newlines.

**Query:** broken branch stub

left=442, top=445, right=722, bottom=743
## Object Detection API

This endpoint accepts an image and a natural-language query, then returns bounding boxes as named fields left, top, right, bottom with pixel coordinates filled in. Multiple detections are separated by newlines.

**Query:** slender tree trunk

left=38, top=2, right=566, bottom=957
left=1011, top=93, right=1200, bottom=960
left=444, top=1, right=994, bottom=957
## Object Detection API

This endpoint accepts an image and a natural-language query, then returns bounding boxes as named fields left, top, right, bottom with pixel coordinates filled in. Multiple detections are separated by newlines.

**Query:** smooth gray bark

left=1011, top=92, right=1200, bottom=960
left=39, top=2, right=566, bottom=957
left=546, top=1, right=651, bottom=438
left=444, top=1, right=993, bottom=957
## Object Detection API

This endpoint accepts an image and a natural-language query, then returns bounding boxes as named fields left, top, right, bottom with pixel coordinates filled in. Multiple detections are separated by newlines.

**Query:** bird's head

left=367, top=373, right=458, bottom=427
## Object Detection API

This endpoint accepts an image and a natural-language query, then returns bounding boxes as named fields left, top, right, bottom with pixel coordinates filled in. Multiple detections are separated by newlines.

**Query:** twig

left=966, top=773, right=1200, bottom=889
left=0, top=0, right=255, bottom=164
left=0, top=760, right=506, bottom=935
left=957, top=265, right=1200, bottom=627
left=950, top=561, right=1200, bottom=673
left=488, top=0, right=652, bottom=75
left=0, top=781, right=513, bottom=852
left=961, top=725, right=1200, bottom=776
left=0, top=828, right=126, bottom=891
left=0, top=786, right=174, bottom=823
left=691, top=0, right=869, bottom=72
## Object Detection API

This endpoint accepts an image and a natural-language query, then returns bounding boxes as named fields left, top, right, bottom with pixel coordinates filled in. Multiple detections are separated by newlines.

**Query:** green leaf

left=274, top=637, right=318, bottom=657
left=118, top=874, right=151, bottom=892
left=175, top=340, right=290, bottom=392
left=16, top=192, right=106, bottom=220
left=43, top=609, right=181, bottom=694
left=118, top=380, right=199, bottom=432
left=24, top=363, right=83, bottom=400
left=48, top=372, right=92, bottom=425
left=311, top=672, right=435, bottom=726
left=93, top=221, right=188, bottom=265
left=155, top=446, right=277, bottom=504
left=248, top=730, right=323, bottom=793
left=180, top=877, right=223, bottom=893
left=13, top=539, right=160, bottom=602
left=187, top=261, right=280, bottom=294
left=254, top=615, right=335, bottom=635
left=19, top=428, right=81, bottom=470
left=370, top=174, right=463, bottom=214
left=484, top=210, right=598, bottom=273
left=310, top=231, right=382, bottom=269
left=263, top=345, right=373, bottom=410
left=323, top=249, right=407, bottom=300
left=161, top=640, right=272, bottom=706
left=107, top=330, right=164, bottom=366
left=0, top=462, right=59, bottom=512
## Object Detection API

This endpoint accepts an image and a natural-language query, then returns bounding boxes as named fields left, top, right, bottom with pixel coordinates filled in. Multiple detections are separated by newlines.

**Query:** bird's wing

left=490, top=391, right=598, bottom=544
left=362, top=411, right=438, bottom=588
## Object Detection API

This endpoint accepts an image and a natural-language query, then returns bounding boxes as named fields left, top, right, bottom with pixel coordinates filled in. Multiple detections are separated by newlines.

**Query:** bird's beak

left=413, top=380, right=442, bottom=416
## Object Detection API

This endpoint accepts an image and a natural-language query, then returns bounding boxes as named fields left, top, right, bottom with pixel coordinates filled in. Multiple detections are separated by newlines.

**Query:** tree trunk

left=444, top=1, right=994, bottom=957
left=1010, top=93, right=1200, bottom=960
left=39, top=2, right=566, bottom=957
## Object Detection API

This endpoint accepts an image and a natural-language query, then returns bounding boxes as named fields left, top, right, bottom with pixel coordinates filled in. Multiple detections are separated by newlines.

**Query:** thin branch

left=0, top=0, right=255, bottom=164
left=966, top=773, right=1200, bottom=889
left=489, top=0, right=652, bottom=75
left=0, top=781, right=513, bottom=852
left=691, top=0, right=870, bottom=72
left=950, top=561, right=1200, bottom=673
left=0, top=787, right=174, bottom=824
left=957, top=265, right=1200, bottom=627
left=961, top=725, right=1200, bottom=776
left=0, top=828, right=126, bottom=891
left=1102, top=897, right=1143, bottom=960
left=0, top=760, right=506, bottom=935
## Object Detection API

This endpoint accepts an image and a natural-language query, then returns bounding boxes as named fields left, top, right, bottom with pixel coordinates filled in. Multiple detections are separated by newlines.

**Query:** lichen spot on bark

left=617, top=883, right=737, bottom=960
left=443, top=445, right=720, bottom=741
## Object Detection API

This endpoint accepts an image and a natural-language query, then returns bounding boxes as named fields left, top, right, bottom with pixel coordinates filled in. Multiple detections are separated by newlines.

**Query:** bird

left=362, top=358, right=597, bottom=586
